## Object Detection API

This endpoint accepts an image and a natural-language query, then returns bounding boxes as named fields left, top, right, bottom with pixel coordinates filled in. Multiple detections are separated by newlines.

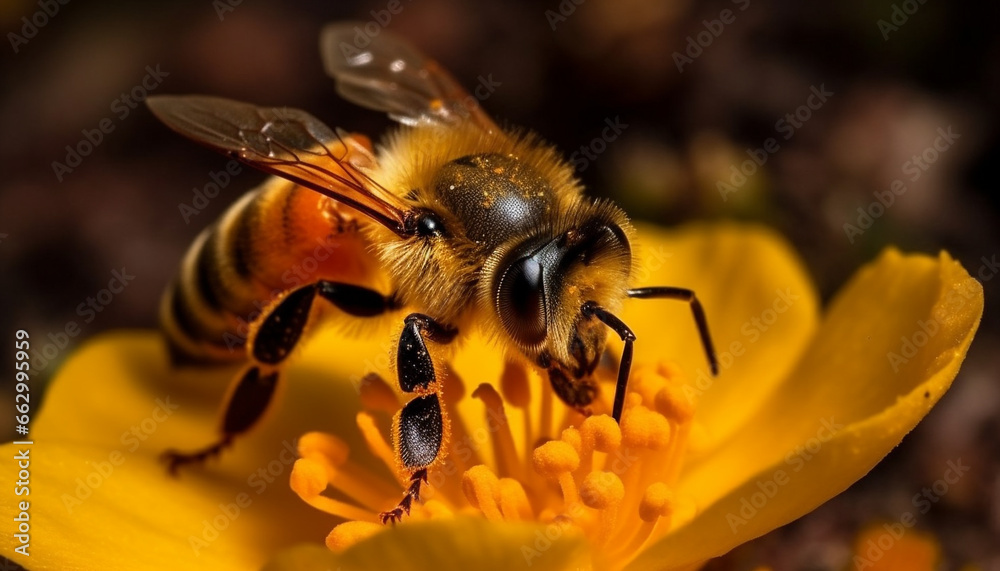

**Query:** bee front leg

left=162, top=282, right=399, bottom=475
left=380, top=313, right=457, bottom=524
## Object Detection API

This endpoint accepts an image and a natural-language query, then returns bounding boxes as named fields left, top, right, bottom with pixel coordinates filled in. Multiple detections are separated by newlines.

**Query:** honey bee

left=148, top=22, right=718, bottom=524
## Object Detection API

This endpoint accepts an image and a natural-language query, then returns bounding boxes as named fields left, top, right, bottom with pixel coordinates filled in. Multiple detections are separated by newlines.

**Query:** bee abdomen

left=161, top=176, right=380, bottom=365
left=161, top=189, right=272, bottom=363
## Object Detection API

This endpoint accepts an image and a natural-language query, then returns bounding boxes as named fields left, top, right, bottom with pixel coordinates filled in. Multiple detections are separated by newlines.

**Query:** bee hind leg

left=162, top=281, right=399, bottom=475
left=162, top=365, right=278, bottom=474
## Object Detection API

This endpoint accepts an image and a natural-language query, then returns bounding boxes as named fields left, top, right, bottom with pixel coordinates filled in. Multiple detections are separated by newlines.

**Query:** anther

left=290, top=457, right=328, bottom=499
left=533, top=440, right=581, bottom=506
left=297, top=431, right=350, bottom=467
left=654, top=383, right=695, bottom=424
left=580, top=471, right=625, bottom=510
left=580, top=415, right=622, bottom=453
left=581, top=471, right=625, bottom=545
left=621, top=405, right=671, bottom=450
left=462, top=465, right=504, bottom=522
left=638, top=482, right=675, bottom=523
left=326, top=521, right=382, bottom=552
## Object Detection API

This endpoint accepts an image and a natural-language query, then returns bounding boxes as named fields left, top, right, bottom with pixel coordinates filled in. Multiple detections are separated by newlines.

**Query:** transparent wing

left=147, top=95, right=413, bottom=235
left=320, top=22, right=498, bottom=132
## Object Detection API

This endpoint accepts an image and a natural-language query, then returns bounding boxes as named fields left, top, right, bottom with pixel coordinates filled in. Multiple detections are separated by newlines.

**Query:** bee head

left=488, top=214, right=633, bottom=407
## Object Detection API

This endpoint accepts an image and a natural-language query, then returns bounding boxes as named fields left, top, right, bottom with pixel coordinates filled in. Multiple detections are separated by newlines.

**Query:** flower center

left=289, top=360, right=699, bottom=567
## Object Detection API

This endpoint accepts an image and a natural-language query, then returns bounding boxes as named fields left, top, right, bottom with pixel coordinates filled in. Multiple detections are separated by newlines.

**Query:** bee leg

left=162, top=366, right=279, bottom=474
left=163, top=282, right=398, bottom=474
left=379, top=314, right=456, bottom=524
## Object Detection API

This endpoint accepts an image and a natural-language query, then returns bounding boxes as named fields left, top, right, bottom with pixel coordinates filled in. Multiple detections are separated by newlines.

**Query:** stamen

left=500, top=360, right=531, bottom=408
left=497, top=477, right=533, bottom=521
left=610, top=482, right=675, bottom=560
left=325, top=521, right=382, bottom=552
left=440, top=366, right=482, bottom=470
left=654, top=382, right=695, bottom=483
left=297, top=432, right=397, bottom=509
left=461, top=465, right=504, bottom=522
left=356, top=412, right=397, bottom=476
left=580, top=471, right=625, bottom=545
left=358, top=372, right=400, bottom=414
left=290, top=457, right=328, bottom=498
left=579, top=415, right=621, bottom=475
left=499, top=361, right=535, bottom=458
left=294, top=358, right=697, bottom=569
left=297, top=431, right=349, bottom=466
left=638, top=482, right=674, bottom=523
left=620, top=405, right=671, bottom=451
left=533, top=440, right=581, bottom=507
left=654, top=382, right=694, bottom=424
left=539, top=376, right=554, bottom=443
left=471, top=384, right=520, bottom=479
left=290, top=458, right=375, bottom=522
left=560, top=427, right=582, bottom=455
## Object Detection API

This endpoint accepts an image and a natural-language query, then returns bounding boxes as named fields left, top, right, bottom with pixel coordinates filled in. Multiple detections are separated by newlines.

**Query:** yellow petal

left=624, top=222, right=819, bottom=450
left=265, top=517, right=590, bottom=571
left=626, top=249, right=983, bottom=570
left=0, top=329, right=392, bottom=570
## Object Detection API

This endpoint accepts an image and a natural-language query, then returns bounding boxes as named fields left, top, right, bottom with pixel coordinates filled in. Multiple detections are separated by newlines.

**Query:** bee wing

left=320, top=22, right=499, bottom=133
left=147, top=95, right=413, bottom=235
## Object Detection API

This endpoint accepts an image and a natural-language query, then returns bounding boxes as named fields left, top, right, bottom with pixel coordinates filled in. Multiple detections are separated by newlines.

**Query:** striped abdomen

left=161, top=176, right=379, bottom=364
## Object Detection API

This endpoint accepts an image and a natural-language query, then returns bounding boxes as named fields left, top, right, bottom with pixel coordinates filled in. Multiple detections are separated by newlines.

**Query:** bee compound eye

left=497, top=256, right=547, bottom=346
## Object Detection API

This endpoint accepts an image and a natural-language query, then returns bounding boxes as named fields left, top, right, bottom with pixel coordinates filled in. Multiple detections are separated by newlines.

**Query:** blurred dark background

left=1, top=0, right=997, bottom=568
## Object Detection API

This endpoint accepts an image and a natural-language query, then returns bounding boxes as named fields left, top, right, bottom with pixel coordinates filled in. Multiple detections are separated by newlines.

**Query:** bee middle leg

left=379, top=313, right=457, bottom=524
left=162, top=281, right=399, bottom=474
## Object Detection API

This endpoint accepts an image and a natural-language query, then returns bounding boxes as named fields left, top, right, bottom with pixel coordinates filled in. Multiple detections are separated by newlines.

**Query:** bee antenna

left=627, top=287, right=719, bottom=377
left=581, top=301, right=635, bottom=423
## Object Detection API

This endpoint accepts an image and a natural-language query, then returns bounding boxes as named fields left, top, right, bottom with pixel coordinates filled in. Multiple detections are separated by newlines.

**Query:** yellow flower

left=0, top=222, right=983, bottom=571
